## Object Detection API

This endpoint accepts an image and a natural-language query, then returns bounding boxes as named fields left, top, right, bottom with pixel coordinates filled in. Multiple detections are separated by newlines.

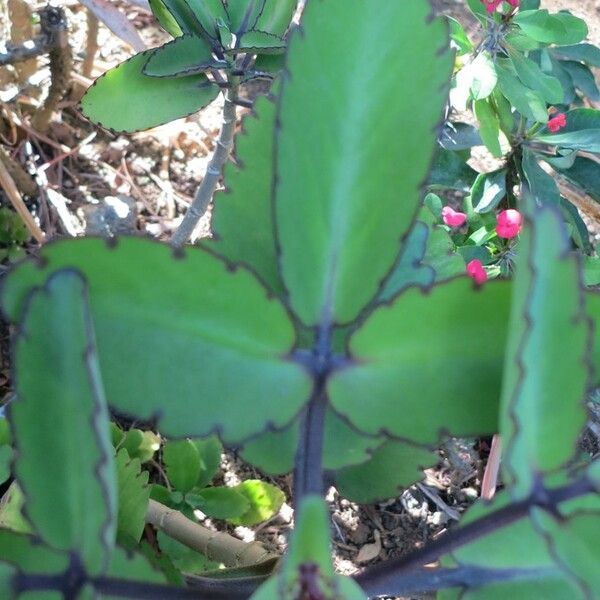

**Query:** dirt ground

left=0, top=1, right=599, bottom=598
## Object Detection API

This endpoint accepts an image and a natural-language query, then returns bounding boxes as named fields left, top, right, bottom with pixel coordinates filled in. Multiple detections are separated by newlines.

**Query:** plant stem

left=355, top=475, right=595, bottom=596
left=146, top=499, right=278, bottom=568
left=170, top=77, right=240, bottom=247
left=293, top=325, right=331, bottom=507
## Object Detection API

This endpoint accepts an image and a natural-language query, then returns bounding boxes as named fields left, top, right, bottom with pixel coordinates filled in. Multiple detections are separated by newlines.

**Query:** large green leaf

left=251, top=496, right=366, bottom=599
left=115, top=448, right=150, bottom=547
left=333, top=440, right=437, bottom=504
left=80, top=51, right=220, bottom=133
left=521, top=148, right=561, bottom=207
left=253, top=0, right=296, bottom=37
left=533, top=108, right=600, bottom=152
left=239, top=407, right=384, bottom=475
left=499, top=206, right=588, bottom=500
left=10, top=271, right=116, bottom=574
left=473, top=98, right=502, bottom=158
left=204, top=94, right=283, bottom=296
left=561, top=61, right=600, bottom=101
left=531, top=509, right=600, bottom=597
left=551, top=43, right=600, bottom=67
left=428, top=148, right=478, bottom=191
left=557, top=158, right=600, bottom=204
left=1, top=238, right=312, bottom=444
left=495, top=59, right=547, bottom=123
left=275, top=0, right=452, bottom=326
left=225, top=0, right=265, bottom=34
left=513, top=10, right=588, bottom=46
left=509, top=49, right=563, bottom=104
left=0, top=530, right=68, bottom=574
left=188, top=486, right=250, bottom=519
left=183, top=0, right=228, bottom=39
left=143, top=35, right=222, bottom=77
left=328, top=279, right=511, bottom=442
left=148, top=0, right=183, bottom=37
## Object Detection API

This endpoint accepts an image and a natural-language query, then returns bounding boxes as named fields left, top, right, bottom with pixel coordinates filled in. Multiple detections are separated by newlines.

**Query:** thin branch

left=355, top=476, right=595, bottom=597
left=170, top=76, right=240, bottom=247
left=0, top=148, right=45, bottom=243
left=146, top=499, right=278, bottom=568
left=357, top=565, right=562, bottom=597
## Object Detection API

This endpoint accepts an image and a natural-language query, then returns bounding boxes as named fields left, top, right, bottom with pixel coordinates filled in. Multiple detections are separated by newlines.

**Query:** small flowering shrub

left=0, top=1, right=599, bottom=599
left=435, top=0, right=600, bottom=284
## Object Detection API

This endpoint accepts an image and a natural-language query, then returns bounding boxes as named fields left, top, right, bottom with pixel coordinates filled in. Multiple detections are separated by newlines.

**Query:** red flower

left=442, top=206, right=467, bottom=228
left=467, top=260, right=488, bottom=285
left=481, top=0, right=503, bottom=14
left=547, top=113, right=567, bottom=133
left=481, top=0, right=519, bottom=14
left=496, top=209, right=522, bottom=239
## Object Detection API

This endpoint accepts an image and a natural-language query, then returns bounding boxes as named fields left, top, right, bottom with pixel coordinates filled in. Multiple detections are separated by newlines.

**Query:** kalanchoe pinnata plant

left=0, top=0, right=599, bottom=598
left=80, top=0, right=297, bottom=246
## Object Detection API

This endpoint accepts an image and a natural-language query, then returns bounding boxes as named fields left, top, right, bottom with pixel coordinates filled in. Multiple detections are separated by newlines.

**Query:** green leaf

left=471, top=169, right=507, bottom=214
left=80, top=51, right=220, bottom=133
left=148, top=0, right=183, bottom=37
left=499, top=207, right=589, bottom=499
left=253, top=496, right=366, bottom=600
left=427, top=148, right=478, bottom=191
left=532, top=108, right=600, bottom=153
left=496, top=59, right=548, bottom=123
left=0, top=482, right=33, bottom=534
left=509, top=49, right=564, bottom=104
left=333, top=440, right=437, bottom=504
left=205, top=94, right=283, bottom=297
left=474, top=98, right=502, bottom=157
left=10, top=271, right=116, bottom=574
left=1, top=238, right=312, bottom=444
left=547, top=56, right=577, bottom=105
left=465, top=0, right=488, bottom=25
left=106, top=546, right=167, bottom=585
left=115, top=448, right=150, bottom=547
left=438, top=492, right=583, bottom=600
left=328, top=279, right=512, bottom=443
left=0, top=445, right=11, bottom=485
left=439, top=122, right=482, bottom=150
left=521, top=148, right=561, bottom=207
left=514, top=10, right=588, bottom=46
left=275, top=0, right=453, bottom=325
left=163, top=440, right=202, bottom=494
left=491, top=88, right=515, bottom=137
left=157, top=531, right=220, bottom=574
left=531, top=509, right=600, bottom=596
left=143, top=35, right=222, bottom=77
left=188, top=486, right=250, bottom=519
left=558, top=157, right=600, bottom=203
left=184, top=0, right=229, bottom=39
left=551, top=43, right=600, bottom=67
left=447, top=16, right=473, bottom=55
left=253, top=0, right=296, bottom=37
left=193, top=435, right=222, bottom=489
left=0, top=563, right=14, bottom=599
left=561, top=61, right=600, bottom=101
left=121, top=429, right=160, bottom=464
left=227, top=480, right=284, bottom=526
left=560, top=197, right=592, bottom=253
left=0, top=529, right=68, bottom=574
left=239, top=408, right=385, bottom=475
left=228, top=30, right=285, bottom=55
left=225, top=0, right=265, bottom=34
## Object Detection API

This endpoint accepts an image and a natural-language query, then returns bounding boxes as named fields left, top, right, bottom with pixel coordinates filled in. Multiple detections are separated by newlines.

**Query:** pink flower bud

left=442, top=206, right=467, bottom=228
left=496, top=209, right=522, bottom=239
left=481, top=0, right=503, bottom=14
left=467, top=260, right=488, bottom=285
left=507, top=0, right=519, bottom=7
left=547, top=113, right=567, bottom=133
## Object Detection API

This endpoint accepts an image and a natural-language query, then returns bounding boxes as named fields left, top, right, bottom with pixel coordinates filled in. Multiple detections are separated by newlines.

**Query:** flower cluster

left=480, top=0, right=519, bottom=15
left=547, top=112, right=567, bottom=133
left=453, top=209, right=523, bottom=284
